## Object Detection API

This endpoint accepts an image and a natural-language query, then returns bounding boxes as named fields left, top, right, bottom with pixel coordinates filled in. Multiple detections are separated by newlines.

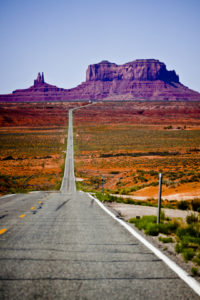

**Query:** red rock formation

left=86, top=60, right=179, bottom=82
left=0, top=60, right=200, bottom=102
left=34, top=72, right=44, bottom=85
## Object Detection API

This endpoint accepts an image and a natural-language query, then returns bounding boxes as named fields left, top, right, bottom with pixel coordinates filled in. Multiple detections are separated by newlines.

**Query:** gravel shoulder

left=104, top=202, right=200, bottom=283
left=106, top=202, right=192, bottom=220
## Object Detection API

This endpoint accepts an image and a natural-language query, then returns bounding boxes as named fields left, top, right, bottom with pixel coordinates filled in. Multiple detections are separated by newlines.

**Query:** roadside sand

left=111, top=191, right=200, bottom=201
left=106, top=202, right=195, bottom=220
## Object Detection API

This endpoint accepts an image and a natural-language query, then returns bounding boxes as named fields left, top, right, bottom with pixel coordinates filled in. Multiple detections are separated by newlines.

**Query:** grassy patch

left=128, top=212, right=200, bottom=266
left=182, top=248, right=195, bottom=262
left=129, top=214, right=178, bottom=236
left=175, top=221, right=200, bottom=264
left=158, top=236, right=174, bottom=243
left=186, top=213, right=199, bottom=224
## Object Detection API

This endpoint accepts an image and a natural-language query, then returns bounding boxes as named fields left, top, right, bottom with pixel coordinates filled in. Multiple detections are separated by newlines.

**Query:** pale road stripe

left=88, top=193, right=200, bottom=297
left=0, top=194, right=15, bottom=199
left=29, top=191, right=41, bottom=194
left=0, top=191, right=41, bottom=199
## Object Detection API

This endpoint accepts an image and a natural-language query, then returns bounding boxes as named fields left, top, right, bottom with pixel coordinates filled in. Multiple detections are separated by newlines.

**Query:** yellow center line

left=30, top=207, right=35, bottom=210
left=20, top=214, right=26, bottom=218
left=0, top=228, right=7, bottom=235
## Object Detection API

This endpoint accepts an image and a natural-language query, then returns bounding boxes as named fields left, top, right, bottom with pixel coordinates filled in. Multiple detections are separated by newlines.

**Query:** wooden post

left=101, top=175, right=104, bottom=194
left=157, top=173, right=162, bottom=224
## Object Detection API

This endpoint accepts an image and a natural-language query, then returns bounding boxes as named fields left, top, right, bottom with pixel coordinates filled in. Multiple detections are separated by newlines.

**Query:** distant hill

left=1, top=59, right=200, bottom=101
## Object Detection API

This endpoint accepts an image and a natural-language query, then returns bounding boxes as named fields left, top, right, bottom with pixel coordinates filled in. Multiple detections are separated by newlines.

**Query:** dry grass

left=0, top=127, right=66, bottom=194
left=0, top=102, right=77, bottom=195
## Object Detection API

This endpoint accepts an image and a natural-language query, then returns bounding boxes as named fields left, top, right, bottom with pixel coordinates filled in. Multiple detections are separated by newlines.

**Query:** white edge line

left=0, top=194, right=15, bottom=199
left=0, top=191, right=42, bottom=199
left=88, top=193, right=200, bottom=297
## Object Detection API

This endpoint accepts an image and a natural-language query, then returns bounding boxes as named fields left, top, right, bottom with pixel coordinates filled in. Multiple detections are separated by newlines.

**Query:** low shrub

left=175, top=222, right=200, bottom=264
left=177, top=225, right=200, bottom=239
left=124, top=198, right=136, bottom=205
left=177, top=200, right=189, bottom=210
left=175, top=243, right=182, bottom=254
left=129, top=214, right=178, bottom=236
left=159, top=236, right=173, bottom=243
left=190, top=174, right=200, bottom=183
left=186, top=213, right=198, bottom=224
left=164, top=125, right=173, bottom=130
left=145, top=223, right=160, bottom=236
left=110, top=171, right=120, bottom=174
left=95, top=192, right=121, bottom=203
left=119, top=185, right=140, bottom=195
left=182, top=248, right=195, bottom=262
left=149, top=170, right=158, bottom=177
left=159, top=221, right=179, bottom=234
left=193, top=257, right=200, bottom=266
left=129, top=215, right=157, bottom=232
left=191, top=267, right=198, bottom=276
left=183, top=235, right=200, bottom=245
left=160, top=210, right=166, bottom=220
left=149, top=181, right=158, bottom=187
left=137, top=175, right=148, bottom=183
left=191, top=198, right=200, bottom=211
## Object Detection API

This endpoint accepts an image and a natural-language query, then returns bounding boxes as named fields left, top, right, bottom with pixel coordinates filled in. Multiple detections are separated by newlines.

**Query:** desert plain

left=73, top=101, right=200, bottom=203
left=1, top=100, right=200, bottom=203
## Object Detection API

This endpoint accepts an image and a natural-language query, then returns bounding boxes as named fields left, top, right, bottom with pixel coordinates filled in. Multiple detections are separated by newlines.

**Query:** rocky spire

left=34, top=72, right=44, bottom=85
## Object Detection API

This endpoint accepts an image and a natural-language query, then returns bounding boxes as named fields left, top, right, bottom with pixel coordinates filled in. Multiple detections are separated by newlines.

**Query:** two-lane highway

left=0, top=108, right=199, bottom=299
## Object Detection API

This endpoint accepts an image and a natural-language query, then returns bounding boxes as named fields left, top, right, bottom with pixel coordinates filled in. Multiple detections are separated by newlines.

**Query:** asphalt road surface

left=0, top=108, right=199, bottom=299
left=60, top=109, right=76, bottom=194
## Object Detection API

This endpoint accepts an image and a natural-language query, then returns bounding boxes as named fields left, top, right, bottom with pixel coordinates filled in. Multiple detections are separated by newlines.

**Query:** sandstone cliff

left=0, top=60, right=200, bottom=101
left=86, top=59, right=179, bottom=83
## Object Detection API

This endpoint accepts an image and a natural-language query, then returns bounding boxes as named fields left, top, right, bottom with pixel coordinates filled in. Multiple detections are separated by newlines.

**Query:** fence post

left=157, top=173, right=162, bottom=224
left=101, top=175, right=104, bottom=194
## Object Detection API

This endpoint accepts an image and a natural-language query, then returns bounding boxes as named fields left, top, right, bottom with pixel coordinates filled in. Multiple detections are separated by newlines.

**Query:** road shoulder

left=88, top=193, right=200, bottom=296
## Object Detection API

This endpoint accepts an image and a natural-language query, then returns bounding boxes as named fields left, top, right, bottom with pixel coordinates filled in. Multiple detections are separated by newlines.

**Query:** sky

left=0, top=0, right=200, bottom=94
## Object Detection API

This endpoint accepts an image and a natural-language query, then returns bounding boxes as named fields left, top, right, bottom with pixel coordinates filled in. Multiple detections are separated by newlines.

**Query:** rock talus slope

left=1, top=60, right=200, bottom=101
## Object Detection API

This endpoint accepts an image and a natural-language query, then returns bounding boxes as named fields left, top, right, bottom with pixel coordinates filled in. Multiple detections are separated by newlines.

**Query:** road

left=0, top=108, right=199, bottom=299
left=60, top=109, right=76, bottom=194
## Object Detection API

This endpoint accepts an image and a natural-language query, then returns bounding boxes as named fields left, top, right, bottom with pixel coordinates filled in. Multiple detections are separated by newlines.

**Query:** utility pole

left=157, top=173, right=162, bottom=224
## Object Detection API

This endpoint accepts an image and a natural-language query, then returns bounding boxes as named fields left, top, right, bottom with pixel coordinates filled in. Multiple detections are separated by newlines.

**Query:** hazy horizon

left=0, top=0, right=200, bottom=94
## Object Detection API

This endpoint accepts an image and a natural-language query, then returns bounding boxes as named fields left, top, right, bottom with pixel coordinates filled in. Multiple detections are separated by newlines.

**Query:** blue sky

left=0, top=0, right=200, bottom=93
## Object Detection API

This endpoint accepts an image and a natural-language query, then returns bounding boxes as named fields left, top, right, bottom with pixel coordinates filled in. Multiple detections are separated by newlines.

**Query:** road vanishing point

left=0, top=107, right=200, bottom=299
